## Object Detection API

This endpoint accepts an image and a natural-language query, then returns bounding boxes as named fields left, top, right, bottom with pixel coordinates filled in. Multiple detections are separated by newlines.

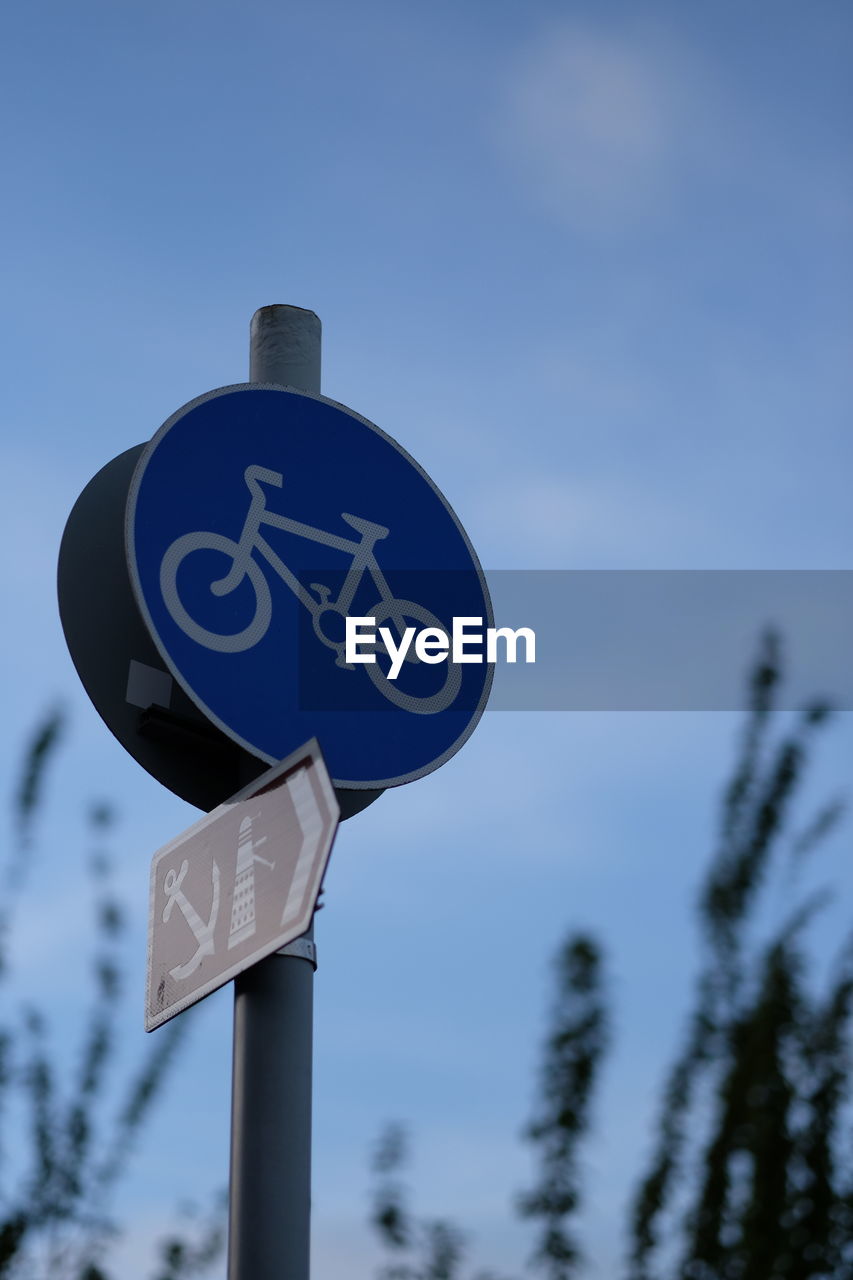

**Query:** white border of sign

left=125, top=383, right=494, bottom=790
left=145, top=737, right=339, bottom=1031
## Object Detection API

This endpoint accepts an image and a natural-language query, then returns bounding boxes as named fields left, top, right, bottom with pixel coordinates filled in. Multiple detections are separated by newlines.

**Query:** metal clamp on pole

left=228, top=304, right=322, bottom=1280
left=276, top=935, right=317, bottom=968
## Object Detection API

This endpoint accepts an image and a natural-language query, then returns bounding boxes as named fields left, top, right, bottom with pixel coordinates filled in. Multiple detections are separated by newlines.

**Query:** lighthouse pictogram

left=228, top=814, right=275, bottom=949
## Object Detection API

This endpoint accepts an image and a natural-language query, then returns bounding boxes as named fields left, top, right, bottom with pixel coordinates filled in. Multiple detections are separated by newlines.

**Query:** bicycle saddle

left=340, top=512, right=389, bottom=541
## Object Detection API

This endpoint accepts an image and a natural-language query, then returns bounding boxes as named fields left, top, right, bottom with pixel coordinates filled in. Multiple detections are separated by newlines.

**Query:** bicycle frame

left=159, top=462, right=463, bottom=709
left=212, top=465, right=399, bottom=635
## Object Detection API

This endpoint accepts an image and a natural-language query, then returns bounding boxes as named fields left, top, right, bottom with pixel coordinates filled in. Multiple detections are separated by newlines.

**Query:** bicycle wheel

left=364, top=599, right=462, bottom=715
left=159, top=532, right=272, bottom=653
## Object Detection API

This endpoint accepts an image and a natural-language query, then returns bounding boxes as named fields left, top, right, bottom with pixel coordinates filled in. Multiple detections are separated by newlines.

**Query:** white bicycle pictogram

left=159, top=464, right=462, bottom=715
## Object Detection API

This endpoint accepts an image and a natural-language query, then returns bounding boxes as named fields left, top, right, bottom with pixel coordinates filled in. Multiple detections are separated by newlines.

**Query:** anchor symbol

left=163, top=857, right=221, bottom=981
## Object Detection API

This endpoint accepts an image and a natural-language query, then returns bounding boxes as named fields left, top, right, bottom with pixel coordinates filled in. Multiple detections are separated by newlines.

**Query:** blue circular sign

left=126, top=385, right=492, bottom=790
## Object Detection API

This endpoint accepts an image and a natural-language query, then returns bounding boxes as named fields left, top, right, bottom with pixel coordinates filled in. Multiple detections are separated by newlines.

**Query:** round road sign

left=126, top=384, right=492, bottom=789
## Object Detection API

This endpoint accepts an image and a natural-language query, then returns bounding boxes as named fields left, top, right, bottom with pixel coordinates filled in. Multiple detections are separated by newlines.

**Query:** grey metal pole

left=227, top=305, right=322, bottom=1280
left=250, top=303, right=322, bottom=391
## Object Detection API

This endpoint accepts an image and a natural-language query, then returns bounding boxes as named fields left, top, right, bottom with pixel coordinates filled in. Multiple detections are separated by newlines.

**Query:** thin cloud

left=496, top=15, right=852, bottom=236
left=497, top=20, right=683, bottom=227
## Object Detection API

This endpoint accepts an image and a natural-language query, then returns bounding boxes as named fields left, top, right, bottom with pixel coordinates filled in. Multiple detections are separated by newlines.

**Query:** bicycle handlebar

left=244, top=464, right=284, bottom=490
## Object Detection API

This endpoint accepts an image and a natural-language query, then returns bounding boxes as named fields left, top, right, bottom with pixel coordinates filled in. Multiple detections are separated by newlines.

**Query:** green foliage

left=372, top=1123, right=412, bottom=1251
left=368, top=938, right=607, bottom=1280
left=0, top=710, right=225, bottom=1279
left=370, top=1124, right=470, bottom=1280
left=517, top=936, right=608, bottom=1279
left=372, top=631, right=853, bottom=1279
left=150, top=1193, right=227, bottom=1280
left=13, top=705, right=64, bottom=854
left=629, top=630, right=852, bottom=1279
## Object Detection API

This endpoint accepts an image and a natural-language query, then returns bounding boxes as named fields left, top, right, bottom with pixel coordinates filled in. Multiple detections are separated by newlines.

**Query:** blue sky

left=1, top=1, right=852, bottom=1275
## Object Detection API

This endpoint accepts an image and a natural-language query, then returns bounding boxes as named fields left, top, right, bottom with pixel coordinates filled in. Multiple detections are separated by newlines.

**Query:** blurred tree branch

left=370, top=630, right=853, bottom=1279
left=0, top=710, right=225, bottom=1279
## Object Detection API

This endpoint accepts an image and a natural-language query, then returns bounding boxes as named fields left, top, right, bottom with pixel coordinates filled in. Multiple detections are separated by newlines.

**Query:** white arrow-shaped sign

left=146, top=739, right=339, bottom=1031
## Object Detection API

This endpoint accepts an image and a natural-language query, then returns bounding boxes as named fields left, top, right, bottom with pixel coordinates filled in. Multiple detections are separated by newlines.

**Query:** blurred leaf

left=13, top=707, right=65, bottom=854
